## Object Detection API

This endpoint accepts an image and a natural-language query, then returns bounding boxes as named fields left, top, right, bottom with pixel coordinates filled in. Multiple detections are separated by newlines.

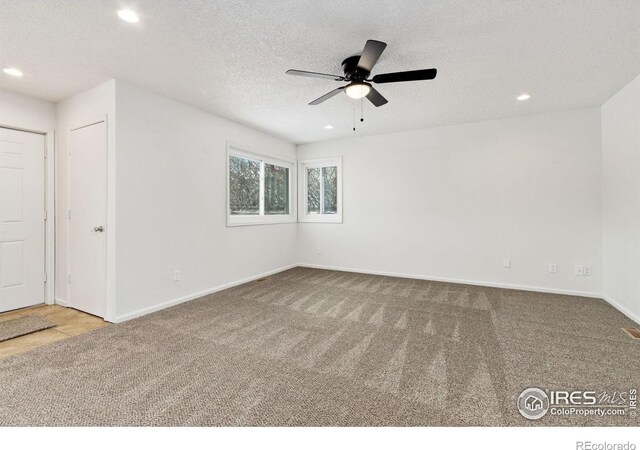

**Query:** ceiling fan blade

left=286, top=69, right=344, bottom=81
left=309, top=87, right=345, bottom=105
left=371, top=68, right=437, bottom=84
left=357, top=40, right=387, bottom=73
left=366, top=87, right=388, bottom=107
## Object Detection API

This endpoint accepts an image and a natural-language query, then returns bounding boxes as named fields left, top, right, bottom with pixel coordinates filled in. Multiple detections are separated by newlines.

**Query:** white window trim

left=298, top=157, right=343, bottom=223
left=226, top=143, right=296, bottom=227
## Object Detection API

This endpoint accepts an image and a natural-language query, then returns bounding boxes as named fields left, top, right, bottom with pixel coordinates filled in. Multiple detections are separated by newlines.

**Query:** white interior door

left=0, top=127, right=46, bottom=313
left=69, top=121, right=107, bottom=318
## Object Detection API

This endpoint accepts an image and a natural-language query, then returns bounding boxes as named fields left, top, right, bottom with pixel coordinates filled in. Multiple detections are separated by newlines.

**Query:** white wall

left=602, top=74, right=640, bottom=324
left=0, top=89, right=56, bottom=131
left=12, top=79, right=296, bottom=322
left=114, top=81, right=297, bottom=321
left=55, top=80, right=116, bottom=314
left=297, top=108, right=603, bottom=296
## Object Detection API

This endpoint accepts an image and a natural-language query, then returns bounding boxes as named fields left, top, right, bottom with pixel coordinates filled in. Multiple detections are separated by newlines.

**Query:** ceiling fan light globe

left=345, top=83, right=371, bottom=99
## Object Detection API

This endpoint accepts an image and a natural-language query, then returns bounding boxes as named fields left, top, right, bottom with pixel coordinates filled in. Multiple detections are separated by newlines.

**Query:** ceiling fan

left=286, top=39, right=437, bottom=107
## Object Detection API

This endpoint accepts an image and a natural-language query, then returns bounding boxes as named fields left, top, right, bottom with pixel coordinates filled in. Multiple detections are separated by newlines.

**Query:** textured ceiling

left=1, top=0, right=639, bottom=144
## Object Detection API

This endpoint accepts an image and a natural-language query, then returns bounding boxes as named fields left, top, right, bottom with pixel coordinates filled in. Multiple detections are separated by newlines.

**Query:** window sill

left=227, top=215, right=297, bottom=227
left=298, top=214, right=343, bottom=224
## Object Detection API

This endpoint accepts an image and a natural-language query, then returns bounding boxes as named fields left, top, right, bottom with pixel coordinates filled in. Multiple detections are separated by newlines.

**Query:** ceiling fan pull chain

left=353, top=106, right=356, bottom=131
left=361, top=97, right=364, bottom=122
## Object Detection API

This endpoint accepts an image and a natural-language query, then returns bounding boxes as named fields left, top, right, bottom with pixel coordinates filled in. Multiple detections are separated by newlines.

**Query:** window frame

left=298, top=157, right=343, bottom=223
left=226, top=144, right=296, bottom=227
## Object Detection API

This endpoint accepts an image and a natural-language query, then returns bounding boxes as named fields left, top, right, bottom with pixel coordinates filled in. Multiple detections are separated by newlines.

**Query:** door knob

left=93, top=226, right=104, bottom=232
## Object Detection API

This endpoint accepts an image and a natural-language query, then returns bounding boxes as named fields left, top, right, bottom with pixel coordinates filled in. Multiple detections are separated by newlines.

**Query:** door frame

left=0, top=122, right=55, bottom=307
left=66, top=115, right=115, bottom=321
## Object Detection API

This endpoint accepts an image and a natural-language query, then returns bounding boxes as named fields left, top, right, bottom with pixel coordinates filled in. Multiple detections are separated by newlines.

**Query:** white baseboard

left=113, top=264, right=297, bottom=323
left=106, top=261, right=639, bottom=326
left=603, top=295, right=640, bottom=326
left=55, top=297, right=69, bottom=307
left=297, top=263, right=603, bottom=299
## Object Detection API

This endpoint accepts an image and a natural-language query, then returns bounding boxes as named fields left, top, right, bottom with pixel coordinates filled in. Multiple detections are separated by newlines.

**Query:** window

left=298, top=157, right=342, bottom=223
left=229, top=155, right=260, bottom=215
left=264, top=163, right=289, bottom=215
left=227, top=145, right=295, bottom=226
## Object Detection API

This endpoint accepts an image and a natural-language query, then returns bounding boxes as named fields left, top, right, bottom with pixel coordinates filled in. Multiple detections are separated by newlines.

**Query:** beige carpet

left=0, top=315, right=55, bottom=343
left=0, top=268, right=638, bottom=426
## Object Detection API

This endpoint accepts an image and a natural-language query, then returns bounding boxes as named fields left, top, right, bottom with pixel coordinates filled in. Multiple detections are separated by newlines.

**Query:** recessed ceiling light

left=117, top=9, right=139, bottom=23
left=324, top=125, right=334, bottom=129
left=517, top=93, right=531, bottom=101
left=3, top=67, right=23, bottom=77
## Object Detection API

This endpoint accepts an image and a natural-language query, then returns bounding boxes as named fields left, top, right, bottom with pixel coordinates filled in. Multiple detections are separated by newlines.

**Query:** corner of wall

left=600, top=72, right=640, bottom=325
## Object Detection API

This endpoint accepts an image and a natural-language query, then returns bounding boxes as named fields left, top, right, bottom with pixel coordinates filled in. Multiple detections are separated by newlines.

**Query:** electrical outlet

left=549, top=263, right=557, bottom=273
left=503, top=258, right=511, bottom=268
left=584, top=266, right=592, bottom=276
left=173, top=270, right=181, bottom=282
left=575, top=265, right=584, bottom=276
left=316, top=247, right=322, bottom=255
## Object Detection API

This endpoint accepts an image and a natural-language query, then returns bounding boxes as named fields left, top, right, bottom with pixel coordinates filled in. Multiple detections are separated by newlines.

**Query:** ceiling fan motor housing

left=342, top=55, right=369, bottom=81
